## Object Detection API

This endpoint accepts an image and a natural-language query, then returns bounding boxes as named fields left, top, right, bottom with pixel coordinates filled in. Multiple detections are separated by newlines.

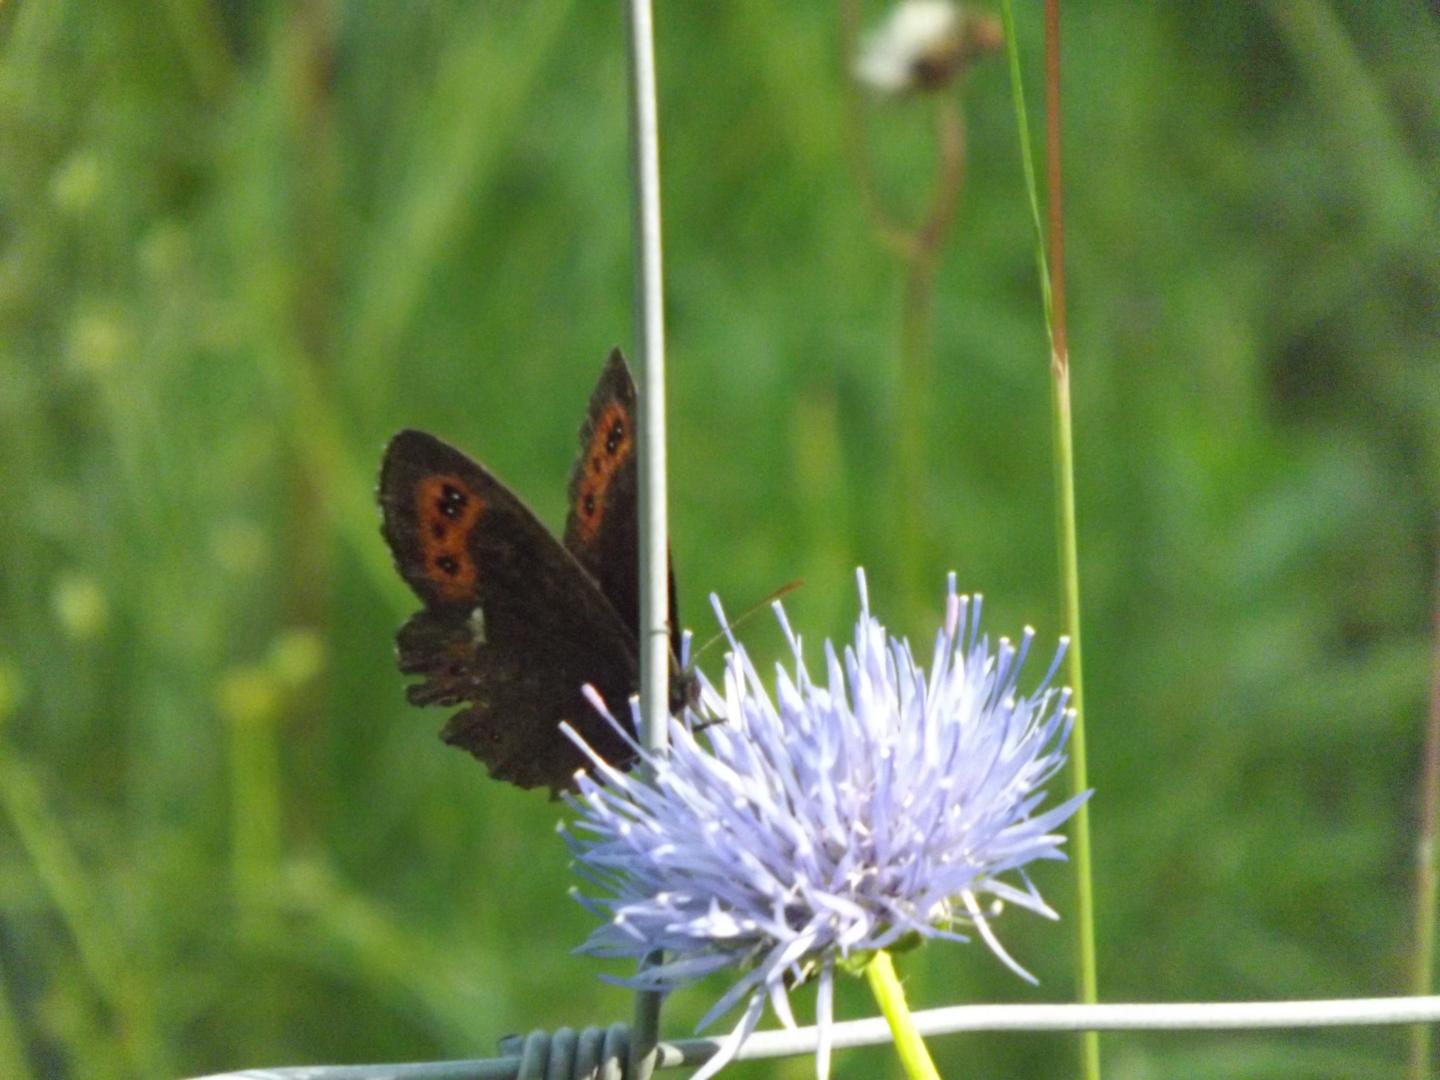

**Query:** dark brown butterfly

left=378, top=349, right=681, bottom=794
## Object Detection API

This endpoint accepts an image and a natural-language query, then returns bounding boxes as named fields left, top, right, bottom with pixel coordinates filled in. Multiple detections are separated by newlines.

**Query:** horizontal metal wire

left=190, top=995, right=1440, bottom=1079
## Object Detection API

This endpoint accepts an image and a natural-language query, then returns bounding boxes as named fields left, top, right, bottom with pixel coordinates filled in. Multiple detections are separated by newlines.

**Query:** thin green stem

left=1054, top=363, right=1099, bottom=1079
left=999, top=1, right=1051, bottom=328
left=865, top=951, right=941, bottom=1080
left=1043, top=3, right=1100, bottom=1077
left=1409, top=526, right=1440, bottom=1080
left=1048, top=4, right=1100, bottom=1077
left=1004, top=2, right=1100, bottom=1075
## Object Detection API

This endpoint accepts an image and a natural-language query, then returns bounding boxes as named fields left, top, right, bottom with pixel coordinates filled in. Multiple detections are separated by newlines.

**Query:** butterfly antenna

left=690, top=579, right=804, bottom=663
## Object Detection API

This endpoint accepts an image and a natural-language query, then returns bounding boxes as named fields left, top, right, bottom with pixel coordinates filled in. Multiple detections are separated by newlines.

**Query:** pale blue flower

left=561, top=571, right=1090, bottom=1079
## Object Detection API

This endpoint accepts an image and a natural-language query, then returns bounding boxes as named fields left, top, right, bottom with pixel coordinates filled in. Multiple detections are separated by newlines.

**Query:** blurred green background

left=1, top=1, right=1437, bottom=1077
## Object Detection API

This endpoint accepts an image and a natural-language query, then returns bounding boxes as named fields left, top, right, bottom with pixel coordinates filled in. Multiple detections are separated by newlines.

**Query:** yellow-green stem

left=865, top=951, right=941, bottom=1080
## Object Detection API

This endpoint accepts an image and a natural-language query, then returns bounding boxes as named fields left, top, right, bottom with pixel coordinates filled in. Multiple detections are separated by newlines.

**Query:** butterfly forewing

left=380, top=429, right=639, bottom=793
left=563, top=348, right=682, bottom=661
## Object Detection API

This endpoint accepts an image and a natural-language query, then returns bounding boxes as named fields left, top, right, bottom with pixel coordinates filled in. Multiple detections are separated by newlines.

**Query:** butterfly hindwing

left=380, top=429, right=639, bottom=792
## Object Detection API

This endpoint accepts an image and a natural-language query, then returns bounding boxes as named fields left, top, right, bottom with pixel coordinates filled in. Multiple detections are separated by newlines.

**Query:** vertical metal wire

left=623, top=0, right=669, bottom=1075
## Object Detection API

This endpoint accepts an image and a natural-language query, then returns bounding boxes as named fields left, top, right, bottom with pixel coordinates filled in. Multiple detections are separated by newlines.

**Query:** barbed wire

left=192, top=994, right=1440, bottom=1080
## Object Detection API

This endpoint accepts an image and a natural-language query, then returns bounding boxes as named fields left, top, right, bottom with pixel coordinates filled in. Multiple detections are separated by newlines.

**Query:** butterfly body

left=379, top=350, right=677, bottom=794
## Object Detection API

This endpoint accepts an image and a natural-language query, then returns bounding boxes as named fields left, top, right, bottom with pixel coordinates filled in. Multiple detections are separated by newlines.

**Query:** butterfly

left=378, top=349, right=682, bottom=795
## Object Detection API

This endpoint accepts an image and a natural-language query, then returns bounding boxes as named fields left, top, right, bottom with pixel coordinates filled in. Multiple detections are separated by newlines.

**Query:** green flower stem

left=865, top=950, right=941, bottom=1080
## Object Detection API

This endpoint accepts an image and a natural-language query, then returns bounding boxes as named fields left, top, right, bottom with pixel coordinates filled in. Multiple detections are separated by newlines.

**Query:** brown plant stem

left=839, top=1, right=968, bottom=602
left=839, top=0, right=911, bottom=255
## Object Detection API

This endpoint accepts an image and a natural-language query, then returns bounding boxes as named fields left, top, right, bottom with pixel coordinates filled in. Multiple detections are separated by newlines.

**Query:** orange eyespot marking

left=416, top=474, right=485, bottom=599
left=573, top=402, right=632, bottom=543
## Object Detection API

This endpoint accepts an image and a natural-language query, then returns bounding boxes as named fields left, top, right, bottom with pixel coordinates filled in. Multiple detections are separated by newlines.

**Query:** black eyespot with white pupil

left=436, top=555, right=460, bottom=576
left=438, top=484, right=467, bottom=518
left=605, top=419, right=625, bottom=455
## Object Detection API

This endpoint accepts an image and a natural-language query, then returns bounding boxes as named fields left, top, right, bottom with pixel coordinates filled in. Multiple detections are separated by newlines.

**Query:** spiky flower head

left=562, top=572, right=1089, bottom=1078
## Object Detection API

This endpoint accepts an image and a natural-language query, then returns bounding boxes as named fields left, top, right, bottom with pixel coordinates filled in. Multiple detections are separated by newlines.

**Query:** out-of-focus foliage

left=0, top=2, right=1435, bottom=1077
